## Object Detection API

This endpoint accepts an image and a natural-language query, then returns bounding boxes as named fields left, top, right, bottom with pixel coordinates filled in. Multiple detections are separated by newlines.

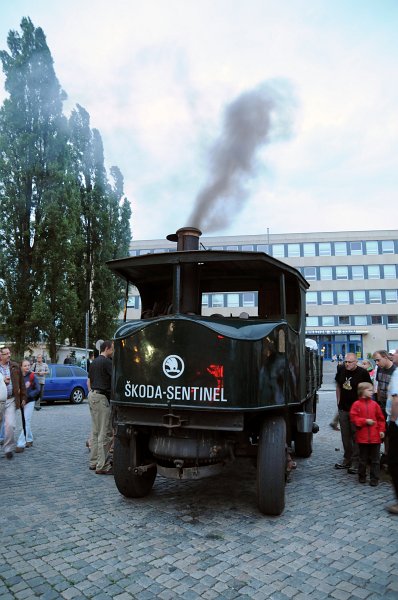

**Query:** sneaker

left=25, top=442, right=33, bottom=448
left=34, top=407, right=41, bottom=411
left=359, top=477, right=366, bottom=484
left=370, top=480, right=379, bottom=487
left=335, top=462, right=350, bottom=470
left=15, top=447, right=25, bottom=453
left=348, top=467, right=358, bottom=474
left=5, top=452, right=13, bottom=459
left=386, top=503, right=398, bottom=515
left=89, top=465, right=96, bottom=471
left=329, top=423, right=340, bottom=431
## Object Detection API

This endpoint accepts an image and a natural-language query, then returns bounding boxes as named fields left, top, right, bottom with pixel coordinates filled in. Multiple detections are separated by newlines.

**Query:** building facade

left=125, top=230, right=398, bottom=359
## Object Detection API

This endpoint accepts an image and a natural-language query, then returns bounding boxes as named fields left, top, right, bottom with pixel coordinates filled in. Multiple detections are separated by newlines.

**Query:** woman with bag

left=15, top=360, right=40, bottom=451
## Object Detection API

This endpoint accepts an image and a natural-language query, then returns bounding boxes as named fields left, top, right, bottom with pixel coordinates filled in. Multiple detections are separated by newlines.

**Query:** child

left=350, top=382, right=385, bottom=486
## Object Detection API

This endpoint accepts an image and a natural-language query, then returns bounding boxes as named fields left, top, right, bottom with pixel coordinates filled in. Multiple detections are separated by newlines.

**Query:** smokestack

left=167, top=226, right=202, bottom=251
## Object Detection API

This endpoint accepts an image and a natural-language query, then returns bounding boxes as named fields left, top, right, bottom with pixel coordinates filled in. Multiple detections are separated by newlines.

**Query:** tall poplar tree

left=0, top=18, right=132, bottom=358
left=0, top=17, right=80, bottom=358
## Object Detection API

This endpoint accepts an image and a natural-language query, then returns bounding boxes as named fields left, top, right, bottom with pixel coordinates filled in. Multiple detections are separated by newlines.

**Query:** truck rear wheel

left=113, top=433, right=157, bottom=498
left=257, top=416, right=286, bottom=516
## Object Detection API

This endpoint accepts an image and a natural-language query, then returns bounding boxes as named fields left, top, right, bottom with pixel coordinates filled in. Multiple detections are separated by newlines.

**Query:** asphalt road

left=1, top=373, right=398, bottom=599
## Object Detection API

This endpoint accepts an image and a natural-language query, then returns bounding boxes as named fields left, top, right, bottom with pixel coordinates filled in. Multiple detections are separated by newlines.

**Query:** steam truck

left=107, top=227, right=322, bottom=515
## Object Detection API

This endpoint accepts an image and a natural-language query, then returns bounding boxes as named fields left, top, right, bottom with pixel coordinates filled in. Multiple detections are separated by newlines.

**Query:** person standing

left=373, top=350, right=397, bottom=416
left=87, top=340, right=114, bottom=475
left=0, top=347, right=26, bottom=459
left=350, top=382, right=385, bottom=486
left=16, top=360, right=40, bottom=451
left=32, top=353, right=49, bottom=411
left=335, top=353, right=372, bottom=473
left=385, top=367, right=398, bottom=514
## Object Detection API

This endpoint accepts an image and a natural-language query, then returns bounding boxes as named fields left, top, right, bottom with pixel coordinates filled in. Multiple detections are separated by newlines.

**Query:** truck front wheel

left=257, top=416, right=286, bottom=516
left=113, top=432, right=157, bottom=498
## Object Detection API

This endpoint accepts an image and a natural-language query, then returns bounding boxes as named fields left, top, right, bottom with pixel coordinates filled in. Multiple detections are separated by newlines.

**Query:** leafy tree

left=0, top=17, right=79, bottom=359
left=0, top=18, right=131, bottom=358
left=69, top=105, right=131, bottom=345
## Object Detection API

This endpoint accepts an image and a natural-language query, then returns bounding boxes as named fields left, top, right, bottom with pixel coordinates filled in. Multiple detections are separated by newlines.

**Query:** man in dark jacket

left=0, top=347, right=26, bottom=459
left=335, top=352, right=372, bottom=473
left=87, top=340, right=114, bottom=474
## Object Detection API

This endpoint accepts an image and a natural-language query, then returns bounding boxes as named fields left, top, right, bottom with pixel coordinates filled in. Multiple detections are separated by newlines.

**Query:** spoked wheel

left=257, top=416, right=286, bottom=516
left=113, top=432, right=157, bottom=498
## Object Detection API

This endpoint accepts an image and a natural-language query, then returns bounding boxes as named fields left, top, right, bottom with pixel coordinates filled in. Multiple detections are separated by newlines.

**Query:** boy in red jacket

left=350, top=382, right=385, bottom=486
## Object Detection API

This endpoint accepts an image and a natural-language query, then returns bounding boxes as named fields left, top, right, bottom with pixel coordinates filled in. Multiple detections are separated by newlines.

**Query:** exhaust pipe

left=167, top=227, right=202, bottom=251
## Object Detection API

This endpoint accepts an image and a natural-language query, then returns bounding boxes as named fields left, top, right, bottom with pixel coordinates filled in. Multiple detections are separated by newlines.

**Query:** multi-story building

left=124, top=229, right=398, bottom=359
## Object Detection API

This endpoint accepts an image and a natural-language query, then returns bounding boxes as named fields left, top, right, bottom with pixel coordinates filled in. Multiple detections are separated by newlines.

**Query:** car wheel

left=70, top=387, right=85, bottom=404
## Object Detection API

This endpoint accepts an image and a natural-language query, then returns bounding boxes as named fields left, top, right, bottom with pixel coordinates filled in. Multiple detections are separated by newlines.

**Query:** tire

left=257, top=416, right=286, bottom=516
left=70, top=387, right=85, bottom=404
left=113, top=433, right=157, bottom=498
left=294, top=432, right=313, bottom=458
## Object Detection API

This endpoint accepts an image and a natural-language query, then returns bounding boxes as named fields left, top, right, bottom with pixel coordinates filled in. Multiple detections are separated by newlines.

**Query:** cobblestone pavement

left=1, top=365, right=398, bottom=599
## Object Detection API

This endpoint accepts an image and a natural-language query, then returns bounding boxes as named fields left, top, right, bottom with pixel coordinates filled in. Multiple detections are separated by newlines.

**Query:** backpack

left=29, top=372, right=40, bottom=398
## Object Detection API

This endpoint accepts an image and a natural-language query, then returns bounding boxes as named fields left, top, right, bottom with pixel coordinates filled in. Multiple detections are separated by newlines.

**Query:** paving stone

left=1, top=385, right=396, bottom=600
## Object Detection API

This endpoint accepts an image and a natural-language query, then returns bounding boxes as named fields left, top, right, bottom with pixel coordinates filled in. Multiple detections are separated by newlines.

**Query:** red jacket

left=350, top=397, right=385, bottom=444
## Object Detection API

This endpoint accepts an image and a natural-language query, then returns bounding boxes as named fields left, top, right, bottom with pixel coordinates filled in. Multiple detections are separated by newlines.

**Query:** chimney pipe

left=167, top=227, right=202, bottom=251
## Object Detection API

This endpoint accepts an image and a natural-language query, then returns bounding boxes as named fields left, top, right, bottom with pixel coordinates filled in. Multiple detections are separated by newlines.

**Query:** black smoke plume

left=187, top=80, right=296, bottom=232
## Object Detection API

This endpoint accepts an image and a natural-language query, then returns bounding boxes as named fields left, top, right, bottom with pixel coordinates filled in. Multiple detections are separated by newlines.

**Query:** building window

left=369, top=290, right=382, bottom=303
left=353, top=315, right=367, bottom=325
left=303, top=243, right=316, bottom=257
left=226, top=293, right=240, bottom=307
left=243, top=292, right=255, bottom=307
left=303, top=267, right=317, bottom=281
left=338, top=316, right=350, bottom=325
left=319, top=242, right=331, bottom=256
left=365, top=241, right=378, bottom=255
left=381, top=240, right=395, bottom=254
left=138, top=249, right=153, bottom=255
left=202, top=294, right=209, bottom=307
left=321, top=291, right=333, bottom=305
left=336, top=266, right=349, bottom=280
left=322, top=316, right=335, bottom=326
left=334, top=242, right=347, bottom=256
left=353, top=291, right=366, bottom=304
left=371, top=315, right=382, bottom=325
left=241, top=245, right=254, bottom=251
left=272, top=244, right=285, bottom=258
left=383, top=265, right=397, bottom=279
left=211, top=294, right=224, bottom=308
left=320, top=267, right=333, bottom=280
left=336, top=291, right=350, bottom=304
left=287, top=243, right=300, bottom=257
left=306, top=316, right=318, bottom=326
left=350, top=241, right=363, bottom=255
left=386, top=290, right=398, bottom=304
left=306, top=292, right=318, bottom=304
left=226, top=245, right=238, bottom=251
left=388, top=340, right=398, bottom=352
left=387, top=315, right=398, bottom=328
left=351, top=265, right=364, bottom=280
left=367, top=265, right=380, bottom=279
left=256, top=244, right=269, bottom=253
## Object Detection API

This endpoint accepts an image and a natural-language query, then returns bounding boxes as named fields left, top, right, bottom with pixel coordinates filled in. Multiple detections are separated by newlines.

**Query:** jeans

left=35, top=383, right=45, bottom=409
left=17, top=400, right=35, bottom=446
left=0, top=397, right=16, bottom=454
left=358, top=443, right=380, bottom=481
left=338, top=408, right=359, bottom=467
left=88, top=390, right=112, bottom=471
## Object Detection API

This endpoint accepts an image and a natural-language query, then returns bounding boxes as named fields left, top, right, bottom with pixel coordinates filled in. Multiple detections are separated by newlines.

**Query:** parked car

left=43, top=364, right=89, bottom=404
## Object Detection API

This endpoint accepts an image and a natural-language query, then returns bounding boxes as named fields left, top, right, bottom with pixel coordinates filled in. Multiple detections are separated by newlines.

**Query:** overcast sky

left=1, top=0, right=397, bottom=241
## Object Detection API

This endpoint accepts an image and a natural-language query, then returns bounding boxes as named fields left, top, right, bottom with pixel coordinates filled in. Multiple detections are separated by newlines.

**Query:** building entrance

left=306, top=333, right=363, bottom=360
